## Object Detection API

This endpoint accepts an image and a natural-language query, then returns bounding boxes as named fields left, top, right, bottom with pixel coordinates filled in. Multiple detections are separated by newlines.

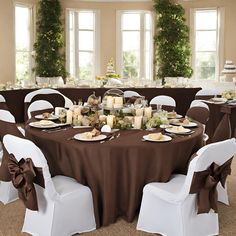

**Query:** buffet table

left=0, top=87, right=201, bottom=123
left=25, top=124, right=203, bottom=227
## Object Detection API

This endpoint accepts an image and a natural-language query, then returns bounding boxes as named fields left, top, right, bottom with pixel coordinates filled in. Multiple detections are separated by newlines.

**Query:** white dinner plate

left=143, top=134, right=172, bottom=142
left=35, top=114, right=59, bottom=120
left=167, top=114, right=183, bottom=119
left=74, top=133, right=107, bottom=142
left=29, top=121, right=58, bottom=129
left=165, top=127, right=192, bottom=134
left=160, top=124, right=173, bottom=129
left=73, top=125, right=92, bottom=129
left=171, top=121, right=198, bottom=128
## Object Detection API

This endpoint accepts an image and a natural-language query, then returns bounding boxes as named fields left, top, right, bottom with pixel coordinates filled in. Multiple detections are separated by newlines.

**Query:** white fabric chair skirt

left=137, top=175, right=218, bottom=236
left=23, top=176, right=96, bottom=236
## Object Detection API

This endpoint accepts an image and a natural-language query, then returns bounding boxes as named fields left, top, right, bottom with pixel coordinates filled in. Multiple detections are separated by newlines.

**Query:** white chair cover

left=196, top=89, right=219, bottom=97
left=190, top=100, right=210, bottom=110
left=0, top=95, right=6, bottom=102
left=27, top=100, right=53, bottom=119
left=150, top=95, right=176, bottom=107
left=137, top=138, right=236, bottom=236
left=3, top=134, right=96, bottom=236
left=124, top=90, right=141, bottom=98
left=0, top=110, right=18, bottom=204
left=24, top=88, right=73, bottom=108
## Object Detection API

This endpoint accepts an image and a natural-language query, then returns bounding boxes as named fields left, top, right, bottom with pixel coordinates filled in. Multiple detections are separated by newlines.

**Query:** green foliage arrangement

left=153, top=0, right=193, bottom=81
left=34, top=0, right=67, bottom=78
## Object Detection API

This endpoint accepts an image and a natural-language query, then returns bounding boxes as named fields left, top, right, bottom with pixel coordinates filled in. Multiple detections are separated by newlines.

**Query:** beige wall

left=0, top=0, right=235, bottom=83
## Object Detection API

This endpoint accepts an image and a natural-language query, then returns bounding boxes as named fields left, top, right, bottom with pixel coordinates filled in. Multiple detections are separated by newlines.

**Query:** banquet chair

left=137, top=138, right=236, bottom=236
left=150, top=95, right=176, bottom=111
left=0, top=109, right=25, bottom=204
left=195, top=89, right=219, bottom=100
left=124, top=90, right=141, bottom=98
left=24, top=88, right=73, bottom=109
left=3, top=134, right=96, bottom=236
left=187, top=102, right=210, bottom=143
left=27, top=100, right=54, bottom=119
left=0, top=94, right=6, bottom=102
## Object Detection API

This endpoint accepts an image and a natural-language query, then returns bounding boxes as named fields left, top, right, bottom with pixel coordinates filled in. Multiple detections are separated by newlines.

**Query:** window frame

left=190, top=7, right=225, bottom=81
left=14, top=2, right=35, bottom=82
left=65, top=8, right=100, bottom=81
left=116, top=10, right=154, bottom=80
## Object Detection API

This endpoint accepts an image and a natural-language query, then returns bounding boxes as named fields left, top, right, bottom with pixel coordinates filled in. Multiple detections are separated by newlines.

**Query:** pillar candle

left=114, top=97, right=123, bottom=108
left=134, top=116, right=142, bottom=129
left=135, top=108, right=143, bottom=116
left=107, top=115, right=115, bottom=128
left=107, top=96, right=114, bottom=108
left=77, top=115, right=83, bottom=125
left=144, top=106, right=152, bottom=119
left=66, top=110, right=73, bottom=124
left=74, top=107, right=81, bottom=116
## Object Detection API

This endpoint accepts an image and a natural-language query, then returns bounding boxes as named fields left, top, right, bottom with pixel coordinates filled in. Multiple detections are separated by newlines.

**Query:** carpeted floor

left=0, top=158, right=235, bottom=236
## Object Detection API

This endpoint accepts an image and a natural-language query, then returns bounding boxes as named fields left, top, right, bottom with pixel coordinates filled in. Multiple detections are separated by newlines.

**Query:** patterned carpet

left=0, top=158, right=235, bottom=236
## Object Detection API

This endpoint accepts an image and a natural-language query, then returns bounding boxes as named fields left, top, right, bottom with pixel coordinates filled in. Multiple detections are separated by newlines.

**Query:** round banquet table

left=25, top=124, right=203, bottom=227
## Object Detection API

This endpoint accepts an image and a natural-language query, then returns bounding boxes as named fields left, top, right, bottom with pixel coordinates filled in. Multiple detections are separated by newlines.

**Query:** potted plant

left=33, top=0, right=67, bottom=86
left=153, top=0, right=193, bottom=85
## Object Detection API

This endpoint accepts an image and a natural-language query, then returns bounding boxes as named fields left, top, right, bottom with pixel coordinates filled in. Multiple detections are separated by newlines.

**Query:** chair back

left=150, top=95, right=176, bottom=107
left=211, top=115, right=231, bottom=143
left=124, top=90, right=141, bottom=98
left=0, top=109, right=15, bottom=123
left=27, top=100, right=53, bottom=119
left=24, top=88, right=73, bottom=108
left=190, top=100, right=209, bottom=110
left=195, top=89, right=219, bottom=99
left=186, top=106, right=210, bottom=125
left=180, top=139, right=236, bottom=199
left=3, top=134, right=58, bottom=200
left=0, top=95, right=6, bottom=102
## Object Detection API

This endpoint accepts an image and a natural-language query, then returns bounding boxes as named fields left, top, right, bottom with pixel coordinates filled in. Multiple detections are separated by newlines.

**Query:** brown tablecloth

left=0, top=87, right=201, bottom=122
left=25, top=124, right=203, bottom=227
left=205, top=103, right=236, bottom=142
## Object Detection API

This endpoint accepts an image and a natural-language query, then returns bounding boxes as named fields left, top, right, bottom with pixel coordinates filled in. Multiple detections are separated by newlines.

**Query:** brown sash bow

left=2, top=153, right=45, bottom=211
left=190, top=158, right=232, bottom=214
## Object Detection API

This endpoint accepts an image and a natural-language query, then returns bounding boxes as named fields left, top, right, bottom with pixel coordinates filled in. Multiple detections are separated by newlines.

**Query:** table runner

left=25, top=124, right=203, bottom=227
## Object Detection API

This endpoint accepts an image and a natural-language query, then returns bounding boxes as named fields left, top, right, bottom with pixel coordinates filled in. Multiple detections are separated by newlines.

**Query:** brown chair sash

left=0, top=153, right=45, bottom=211
left=186, top=107, right=210, bottom=125
left=150, top=104, right=175, bottom=112
left=190, top=158, right=232, bottom=214
left=0, top=102, right=9, bottom=111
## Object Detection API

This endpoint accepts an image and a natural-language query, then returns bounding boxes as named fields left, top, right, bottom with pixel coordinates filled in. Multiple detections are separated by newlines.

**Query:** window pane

left=79, top=52, right=93, bottom=80
left=79, top=12, right=94, bottom=30
left=123, top=31, right=140, bottom=51
left=145, top=13, right=151, bottom=30
left=16, top=52, right=30, bottom=81
left=122, top=13, right=140, bottom=30
left=122, top=51, right=140, bottom=78
left=196, top=31, right=216, bottom=51
left=196, top=10, right=217, bottom=30
left=15, top=6, right=30, bottom=50
left=79, top=31, right=94, bottom=51
left=145, top=51, right=151, bottom=79
left=196, top=52, right=216, bottom=79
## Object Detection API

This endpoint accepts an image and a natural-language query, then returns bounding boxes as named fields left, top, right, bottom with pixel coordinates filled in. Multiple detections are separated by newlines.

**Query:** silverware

left=100, top=135, right=115, bottom=144
left=43, top=127, right=68, bottom=133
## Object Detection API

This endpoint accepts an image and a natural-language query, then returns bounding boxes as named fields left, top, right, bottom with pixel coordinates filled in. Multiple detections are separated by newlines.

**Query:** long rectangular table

left=0, top=87, right=201, bottom=123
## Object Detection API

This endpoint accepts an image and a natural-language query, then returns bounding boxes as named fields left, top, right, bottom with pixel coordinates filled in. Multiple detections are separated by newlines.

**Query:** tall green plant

left=154, top=0, right=193, bottom=81
left=34, top=0, right=67, bottom=78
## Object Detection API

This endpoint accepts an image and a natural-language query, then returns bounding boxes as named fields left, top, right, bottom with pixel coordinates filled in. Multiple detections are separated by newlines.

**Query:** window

left=191, top=8, right=224, bottom=80
left=15, top=4, right=34, bottom=82
left=66, top=9, right=100, bottom=80
left=117, top=11, right=153, bottom=80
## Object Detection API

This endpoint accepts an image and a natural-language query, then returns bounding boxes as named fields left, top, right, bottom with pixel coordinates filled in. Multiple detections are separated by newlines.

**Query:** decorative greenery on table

left=153, top=0, right=193, bottom=82
left=34, top=0, right=67, bottom=78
